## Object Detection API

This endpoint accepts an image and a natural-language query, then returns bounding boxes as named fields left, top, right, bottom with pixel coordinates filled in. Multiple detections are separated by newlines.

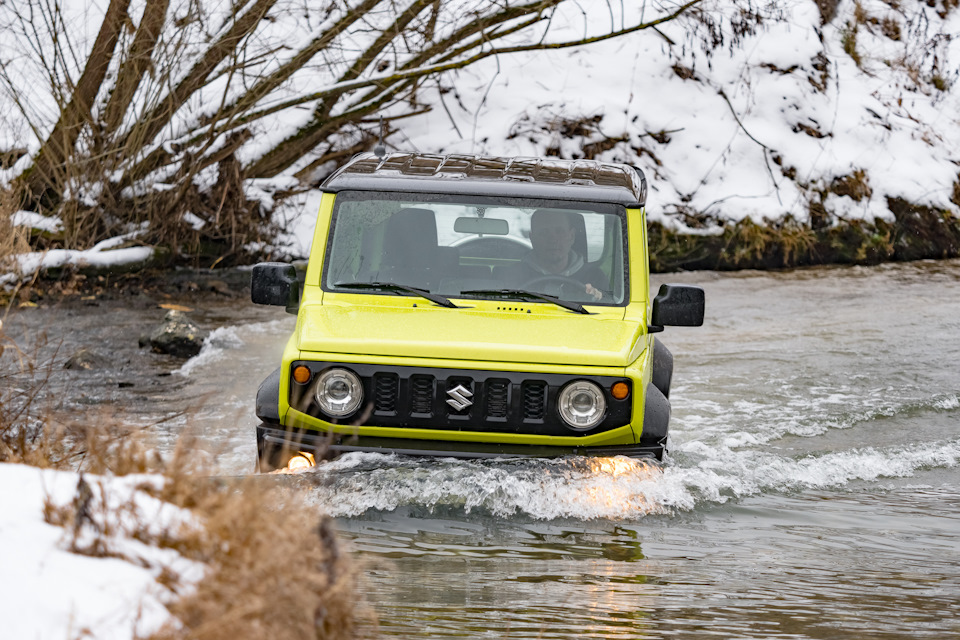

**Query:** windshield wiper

left=334, top=281, right=460, bottom=308
left=459, top=289, right=589, bottom=315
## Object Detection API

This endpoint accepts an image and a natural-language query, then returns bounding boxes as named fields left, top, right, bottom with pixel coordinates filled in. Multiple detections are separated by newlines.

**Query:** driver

left=504, top=209, right=606, bottom=301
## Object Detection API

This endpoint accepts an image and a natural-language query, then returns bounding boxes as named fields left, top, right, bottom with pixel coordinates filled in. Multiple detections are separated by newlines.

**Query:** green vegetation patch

left=649, top=198, right=960, bottom=272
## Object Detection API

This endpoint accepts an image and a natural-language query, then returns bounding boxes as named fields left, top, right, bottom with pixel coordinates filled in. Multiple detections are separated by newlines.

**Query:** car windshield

left=323, top=191, right=628, bottom=306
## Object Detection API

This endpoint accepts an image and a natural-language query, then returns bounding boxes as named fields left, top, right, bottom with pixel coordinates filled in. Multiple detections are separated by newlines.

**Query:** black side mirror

left=650, top=284, right=705, bottom=330
left=251, top=262, right=300, bottom=314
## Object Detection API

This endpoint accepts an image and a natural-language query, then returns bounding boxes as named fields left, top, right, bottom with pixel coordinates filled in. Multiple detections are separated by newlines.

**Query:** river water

left=8, top=260, right=960, bottom=638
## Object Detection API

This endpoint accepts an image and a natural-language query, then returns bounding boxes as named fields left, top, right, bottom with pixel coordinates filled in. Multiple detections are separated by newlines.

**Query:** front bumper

left=257, top=423, right=665, bottom=463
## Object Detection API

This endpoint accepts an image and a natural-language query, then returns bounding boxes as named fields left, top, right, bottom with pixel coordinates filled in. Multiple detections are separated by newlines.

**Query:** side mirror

left=251, top=262, right=300, bottom=314
left=650, top=284, right=705, bottom=330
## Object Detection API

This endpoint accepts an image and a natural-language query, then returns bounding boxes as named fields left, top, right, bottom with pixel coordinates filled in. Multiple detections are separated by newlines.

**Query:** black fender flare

left=256, top=367, right=282, bottom=424
left=651, top=337, right=674, bottom=399
left=640, top=382, right=671, bottom=448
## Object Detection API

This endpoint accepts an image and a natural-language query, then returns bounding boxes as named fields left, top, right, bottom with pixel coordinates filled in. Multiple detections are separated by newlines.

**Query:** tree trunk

left=19, top=0, right=131, bottom=206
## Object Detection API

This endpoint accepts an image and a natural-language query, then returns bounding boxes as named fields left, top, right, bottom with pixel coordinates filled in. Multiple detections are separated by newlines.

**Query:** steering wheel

left=521, top=275, right=592, bottom=300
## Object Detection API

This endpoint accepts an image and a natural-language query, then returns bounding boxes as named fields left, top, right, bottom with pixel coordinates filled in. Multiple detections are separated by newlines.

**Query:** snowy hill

left=1, top=0, right=958, bottom=268
left=395, top=0, right=960, bottom=231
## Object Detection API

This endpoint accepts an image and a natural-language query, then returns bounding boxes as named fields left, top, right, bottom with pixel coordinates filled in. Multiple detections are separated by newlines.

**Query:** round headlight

left=314, top=368, right=363, bottom=417
left=557, top=381, right=606, bottom=431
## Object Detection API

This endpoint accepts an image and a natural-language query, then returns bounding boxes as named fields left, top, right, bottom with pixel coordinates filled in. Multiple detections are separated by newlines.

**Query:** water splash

left=292, top=437, right=960, bottom=521
left=175, top=326, right=245, bottom=376
left=175, top=318, right=291, bottom=377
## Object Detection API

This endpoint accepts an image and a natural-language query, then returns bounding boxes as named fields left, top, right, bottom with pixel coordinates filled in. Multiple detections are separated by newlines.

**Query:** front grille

left=291, top=362, right=631, bottom=437
left=374, top=373, right=399, bottom=413
left=410, top=375, right=435, bottom=414
left=486, top=379, right=509, bottom=418
left=522, top=381, right=547, bottom=420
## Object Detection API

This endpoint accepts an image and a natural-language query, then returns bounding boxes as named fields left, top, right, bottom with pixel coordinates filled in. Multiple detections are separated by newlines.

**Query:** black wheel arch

left=256, top=367, right=282, bottom=424
left=651, top=338, right=674, bottom=399
left=640, top=382, right=671, bottom=452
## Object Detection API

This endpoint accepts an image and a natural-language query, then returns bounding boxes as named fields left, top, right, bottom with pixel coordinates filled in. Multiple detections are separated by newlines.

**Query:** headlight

left=314, top=368, right=363, bottom=417
left=557, top=381, right=606, bottom=430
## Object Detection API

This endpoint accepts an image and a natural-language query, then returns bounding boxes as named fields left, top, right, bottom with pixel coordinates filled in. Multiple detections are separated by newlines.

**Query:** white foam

left=175, top=326, right=244, bottom=377
left=175, top=318, right=291, bottom=377
left=934, top=395, right=959, bottom=411
left=299, top=439, right=960, bottom=521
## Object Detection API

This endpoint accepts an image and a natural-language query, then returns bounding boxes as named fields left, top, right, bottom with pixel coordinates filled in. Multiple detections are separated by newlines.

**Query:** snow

left=2, top=226, right=154, bottom=287
left=0, top=463, right=203, bottom=640
left=12, top=210, right=63, bottom=233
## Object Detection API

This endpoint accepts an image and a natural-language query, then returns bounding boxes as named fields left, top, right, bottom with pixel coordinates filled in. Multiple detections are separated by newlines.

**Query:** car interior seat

left=378, top=207, right=440, bottom=289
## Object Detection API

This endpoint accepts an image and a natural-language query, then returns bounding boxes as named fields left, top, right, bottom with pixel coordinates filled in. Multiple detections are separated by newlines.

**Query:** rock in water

left=149, top=310, right=206, bottom=358
left=63, top=348, right=110, bottom=370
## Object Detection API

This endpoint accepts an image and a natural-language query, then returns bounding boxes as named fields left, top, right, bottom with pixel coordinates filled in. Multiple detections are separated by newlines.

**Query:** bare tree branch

left=102, top=0, right=170, bottom=133
left=18, top=0, right=131, bottom=203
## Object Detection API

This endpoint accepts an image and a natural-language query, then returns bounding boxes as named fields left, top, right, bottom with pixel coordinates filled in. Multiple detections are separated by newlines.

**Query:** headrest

left=382, top=207, right=438, bottom=268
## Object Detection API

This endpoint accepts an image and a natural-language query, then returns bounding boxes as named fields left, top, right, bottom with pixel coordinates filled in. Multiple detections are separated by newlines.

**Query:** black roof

left=321, top=153, right=646, bottom=206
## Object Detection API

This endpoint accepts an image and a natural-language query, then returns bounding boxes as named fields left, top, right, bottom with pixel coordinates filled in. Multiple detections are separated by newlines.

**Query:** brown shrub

left=149, top=476, right=361, bottom=640
left=0, top=189, right=30, bottom=278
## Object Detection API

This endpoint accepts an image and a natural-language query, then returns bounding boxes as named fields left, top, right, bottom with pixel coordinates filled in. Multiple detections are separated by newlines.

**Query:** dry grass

left=841, top=23, right=862, bottom=67
left=723, top=217, right=818, bottom=267
left=149, top=473, right=361, bottom=640
left=0, top=330, right=60, bottom=465
left=880, top=16, right=901, bottom=40
left=0, top=188, right=30, bottom=281
left=2, top=329, right=364, bottom=639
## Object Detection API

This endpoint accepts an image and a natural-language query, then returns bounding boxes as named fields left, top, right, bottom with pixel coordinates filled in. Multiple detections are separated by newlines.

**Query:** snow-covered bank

left=0, top=464, right=200, bottom=639
left=392, top=0, right=960, bottom=230
left=0, top=458, right=359, bottom=640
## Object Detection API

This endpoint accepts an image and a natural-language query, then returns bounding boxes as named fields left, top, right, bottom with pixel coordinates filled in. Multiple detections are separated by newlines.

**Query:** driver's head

left=530, top=210, right=577, bottom=271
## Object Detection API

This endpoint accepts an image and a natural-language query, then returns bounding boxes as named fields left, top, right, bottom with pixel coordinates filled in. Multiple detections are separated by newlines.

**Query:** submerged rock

left=63, top=348, right=110, bottom=370
left=149, top=310, right=206, bottom=358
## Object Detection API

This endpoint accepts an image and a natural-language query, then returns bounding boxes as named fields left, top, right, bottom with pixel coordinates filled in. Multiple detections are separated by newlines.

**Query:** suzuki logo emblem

left=446, top=384, right=474, bottom=411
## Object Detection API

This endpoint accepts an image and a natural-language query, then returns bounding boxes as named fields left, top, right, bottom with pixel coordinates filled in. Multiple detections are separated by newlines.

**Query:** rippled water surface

left=172, top=260, right=960, bottom=639
left=12, top=260, right=960, bottom=638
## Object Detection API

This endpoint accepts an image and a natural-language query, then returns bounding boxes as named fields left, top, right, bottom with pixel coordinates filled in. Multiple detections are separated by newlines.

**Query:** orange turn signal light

left=611, top=382, right=630, bottom=400
left=292, top=365, right=312, bottom=384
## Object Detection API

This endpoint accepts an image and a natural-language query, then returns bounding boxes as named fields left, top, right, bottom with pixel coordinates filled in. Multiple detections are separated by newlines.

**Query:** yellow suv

left=251, top=153, right=704, bottom=471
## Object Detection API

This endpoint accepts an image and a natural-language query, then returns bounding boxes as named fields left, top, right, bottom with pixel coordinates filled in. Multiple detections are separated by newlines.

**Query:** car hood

left=297, top=300, right=642, bottom=368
